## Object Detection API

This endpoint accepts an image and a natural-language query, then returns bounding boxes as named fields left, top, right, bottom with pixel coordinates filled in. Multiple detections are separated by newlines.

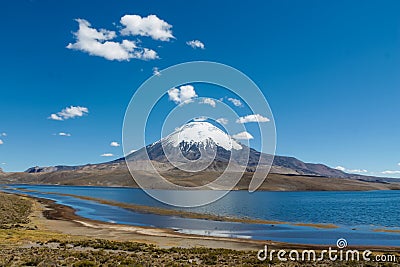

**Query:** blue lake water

left=1, top=184, right=399, bottom=246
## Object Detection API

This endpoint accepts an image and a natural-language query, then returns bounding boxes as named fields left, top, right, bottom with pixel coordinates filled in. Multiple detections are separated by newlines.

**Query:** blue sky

left=0, top=0, right=399, bottom=177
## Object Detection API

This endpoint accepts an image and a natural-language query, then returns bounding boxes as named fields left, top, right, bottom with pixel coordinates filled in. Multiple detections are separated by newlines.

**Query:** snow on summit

left=163, top=122, right=242, bottom=150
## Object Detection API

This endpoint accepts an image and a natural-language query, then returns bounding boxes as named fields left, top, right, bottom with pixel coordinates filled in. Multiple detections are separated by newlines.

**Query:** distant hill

left=22, top=121, right=398, bottom=184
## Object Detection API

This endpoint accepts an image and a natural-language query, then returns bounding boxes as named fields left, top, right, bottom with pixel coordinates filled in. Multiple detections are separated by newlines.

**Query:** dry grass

left=0, top=238, right=398, bottom=266
left=0, top=193, right=32, bottom=228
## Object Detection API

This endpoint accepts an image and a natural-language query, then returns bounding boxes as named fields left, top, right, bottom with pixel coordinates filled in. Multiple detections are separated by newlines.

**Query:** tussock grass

left=0, top=193, right=31, bottom=228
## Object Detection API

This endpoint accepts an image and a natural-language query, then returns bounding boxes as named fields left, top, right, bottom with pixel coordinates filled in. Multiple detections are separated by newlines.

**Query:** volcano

left=123, top=121, right=265, bottom=170
left=23, top=121, right=398, bottom=186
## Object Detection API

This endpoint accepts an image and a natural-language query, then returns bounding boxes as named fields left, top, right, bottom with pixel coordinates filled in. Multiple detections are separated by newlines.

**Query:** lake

left=1, top=184, right=399, bottom=246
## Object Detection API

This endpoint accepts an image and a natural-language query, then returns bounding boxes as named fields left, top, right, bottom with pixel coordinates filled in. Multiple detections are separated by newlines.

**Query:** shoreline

left=2, top=180, right=400, bottom=192
left=3, top=181, right=400, bottom=189
left=32, top=195, right=280, bottom=251
left=43, top=191, right=339, bottom=229
left=7, top=190, right=400, bottom=252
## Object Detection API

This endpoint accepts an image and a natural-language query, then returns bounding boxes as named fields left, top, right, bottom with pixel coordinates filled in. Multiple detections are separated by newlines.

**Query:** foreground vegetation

left=1, top=239, right=399, bottom=267
left=0, top=193, right=32, bottom=228
left=0, top=192, right=398, bottom=266
left=0, top=239, right=261, bottom=266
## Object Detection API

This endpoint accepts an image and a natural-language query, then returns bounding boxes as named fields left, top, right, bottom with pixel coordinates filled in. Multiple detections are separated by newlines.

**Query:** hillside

left=2, top=121, right=398, bottom=190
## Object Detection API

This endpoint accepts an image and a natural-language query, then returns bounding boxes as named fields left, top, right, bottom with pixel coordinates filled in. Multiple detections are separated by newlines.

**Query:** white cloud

left=186, top=40, right=205, bottom=49
left=58, top=132, right=71, bottom=137
left=152, top=67, right=161, bottom=76
left=120, top=14, right=174, bottom=41
left=216, top=118, right=228, bottom=125
left=335, top=166, right=368, bottom=173
left=193, top=117, right=207, bottom=122
left=50, top=114, right=63, bottom=121
left=349, top=169, right=368, bottom=173
left=334, top=166, right=346, bottom=172
left=67, top=19, right=158, bottom=61
left=110, top=141, right=120, bottom=147
left=101, top=153, right=114, bottom=157
left=49, top=106, right=89, bottom=121
left=227, top=97, right=243, bottom=107
left=232, top=131, right=254, bottom=140
left=1, top=133, right=6, bottom=137
left=398, top=163, right=400, bottom=166
left=0, top=139, right=3, bottom=145
left=236, top=114, right=270, bottom=123
left=1, top=163, right=5, bottom=165
left=139, top=48, right=158, bottom=60
left=200, top=98, right=216, bottom=107
left=58, top=106, right=88, bottom=119
left=381, top=170, right=400, bottom=175
left=168, top=88, right=180, bottom=103
left=168, top=85, right=197, bottom=104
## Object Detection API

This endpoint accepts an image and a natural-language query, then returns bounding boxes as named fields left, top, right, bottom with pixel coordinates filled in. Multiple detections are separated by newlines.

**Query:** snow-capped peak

left=163, top=121, right=242, bottom=150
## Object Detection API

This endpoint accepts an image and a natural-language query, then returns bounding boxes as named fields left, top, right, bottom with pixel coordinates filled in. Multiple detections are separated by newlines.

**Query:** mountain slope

left=22, top=121, right=397, bottom=183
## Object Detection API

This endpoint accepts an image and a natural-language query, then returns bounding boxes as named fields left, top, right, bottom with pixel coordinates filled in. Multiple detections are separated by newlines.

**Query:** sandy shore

left=33, top=197, right=275, bottom=251
left=23, top=194, right=399, bottom=252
